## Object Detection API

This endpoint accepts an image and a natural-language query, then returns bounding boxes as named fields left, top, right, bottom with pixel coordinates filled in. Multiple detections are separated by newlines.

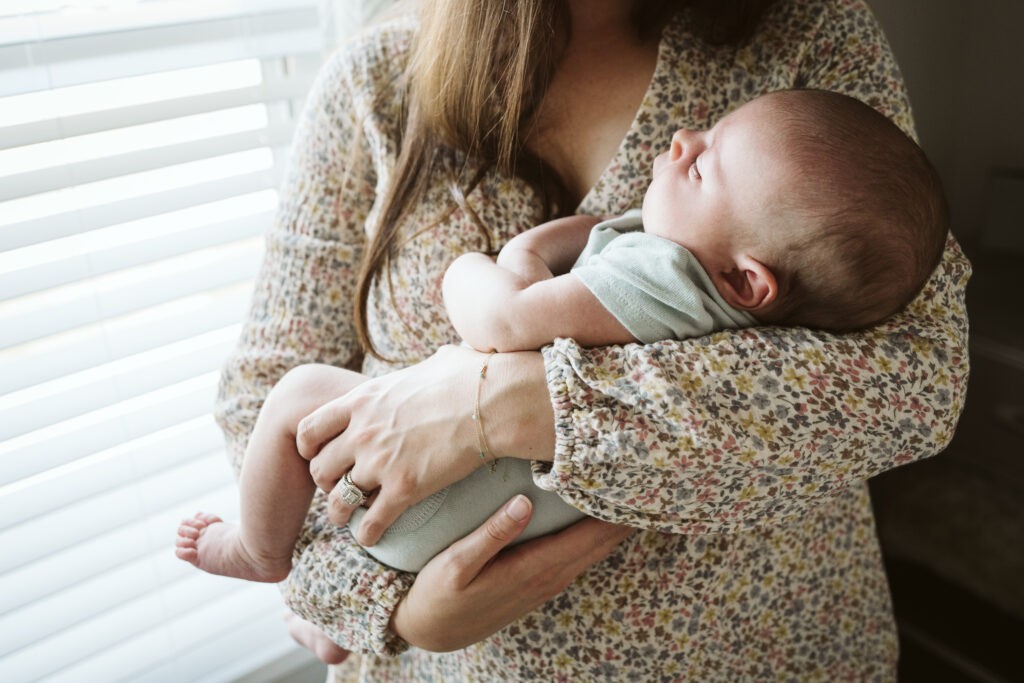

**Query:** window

left=0, top=2, right=355, bottom=680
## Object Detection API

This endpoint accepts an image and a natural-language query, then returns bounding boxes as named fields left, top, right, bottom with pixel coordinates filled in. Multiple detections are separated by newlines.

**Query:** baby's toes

left=195, top=512, right=223, bottom=526
left=178, top=522, right=201, bottom=539
left=176, top=530, right=197, bottom=547
left=175, top=545, right=199, bottom=563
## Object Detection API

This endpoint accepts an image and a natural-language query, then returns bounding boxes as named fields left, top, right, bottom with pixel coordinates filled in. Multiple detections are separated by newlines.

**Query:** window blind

left=0, top=2, right=335, bottom=681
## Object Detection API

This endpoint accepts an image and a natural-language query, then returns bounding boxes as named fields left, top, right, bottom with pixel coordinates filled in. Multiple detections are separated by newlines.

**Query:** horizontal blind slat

left=144, top=614, right=296, bottom=683
left=0, top=74, right=311, bottom=150
left=0, top=482, right=240, bottom=618
left=4, top=551, right=271, bottom=683
left=0, top=458, right=233, bottom=618
left=0, top=372, right=221, bottom=487
left=149, top=585, right=290, bottom=683
left=0, top=201, right=273, bottom=301
left=0, top=0, right=320, bottom=46
left=1, top=512, right=248, bottom=658
left=0, top=454, right=234, bottom=597
left=0, top=237, right=263, bottom=349
left=0, top=7, right=322, bottom=96
left=0, top=417, right=224, bottom=531
left=0, top=149, right=284, bottom=251
left=0, top=327, right=241, bottom=441
left=1, top=123, right=294, bottom=202
left=0, top=281, right=254, bottom=391
left=33, top=582, right=284, bottom=683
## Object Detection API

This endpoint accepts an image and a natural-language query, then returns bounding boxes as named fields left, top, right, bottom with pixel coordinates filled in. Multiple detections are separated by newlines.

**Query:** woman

left=216, top=0, right=971, bottom=679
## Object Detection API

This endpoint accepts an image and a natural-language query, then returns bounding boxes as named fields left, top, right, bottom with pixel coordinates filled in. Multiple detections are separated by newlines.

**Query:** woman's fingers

left=295, top=394, right=353, bottom=461
left=440, top=494, right=533, bottom=579
left=325, top=468, right=378, bottom=527
left=346, top=468, right=428, bottom=545
left=521, top=517, right=635, bottom=590
left=282, top=608, right=351, bottom=665
left=302, top=405, right=359, bottom=493
left=390, top=507, right=632, bottom=652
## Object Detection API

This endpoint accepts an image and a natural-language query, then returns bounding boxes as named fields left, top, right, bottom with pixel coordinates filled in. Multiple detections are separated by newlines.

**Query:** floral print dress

left=214, top=0, right=971, bottom=680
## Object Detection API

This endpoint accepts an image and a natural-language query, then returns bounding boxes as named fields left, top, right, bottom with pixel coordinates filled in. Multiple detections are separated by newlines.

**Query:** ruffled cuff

left=534, top=342, right=652, bottom=526
left=281, top=519, right=415, bottom=657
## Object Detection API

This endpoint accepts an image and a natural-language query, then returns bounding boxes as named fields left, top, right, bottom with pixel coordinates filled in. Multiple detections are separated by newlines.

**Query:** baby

left=176, top=88, right=948, bottom=578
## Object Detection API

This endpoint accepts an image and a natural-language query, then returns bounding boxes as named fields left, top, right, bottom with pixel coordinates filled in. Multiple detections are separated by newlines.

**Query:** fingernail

left=506, top=495, right=530, bottom=522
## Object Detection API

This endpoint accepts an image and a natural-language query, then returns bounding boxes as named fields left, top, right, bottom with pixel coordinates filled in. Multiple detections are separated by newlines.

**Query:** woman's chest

left=526, top=35, right=660, bottom=207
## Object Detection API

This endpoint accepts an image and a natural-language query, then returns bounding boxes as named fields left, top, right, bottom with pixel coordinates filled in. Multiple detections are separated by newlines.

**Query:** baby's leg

left=175, top=364, right=366, bottom=581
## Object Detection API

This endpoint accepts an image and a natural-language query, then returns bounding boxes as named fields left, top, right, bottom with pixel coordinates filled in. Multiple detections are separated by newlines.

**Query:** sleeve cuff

left=281, top=524, right=416, bottom=657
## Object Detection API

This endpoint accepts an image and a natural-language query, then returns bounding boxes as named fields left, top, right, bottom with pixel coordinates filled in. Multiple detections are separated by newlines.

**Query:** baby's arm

left=494, top=214, right=600, bottom=282
left=442, top=214, right=636, bottom=352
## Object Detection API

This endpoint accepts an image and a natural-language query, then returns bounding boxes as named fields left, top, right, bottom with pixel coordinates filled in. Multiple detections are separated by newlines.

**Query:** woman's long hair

left=354, top=0, right=777, bottom=359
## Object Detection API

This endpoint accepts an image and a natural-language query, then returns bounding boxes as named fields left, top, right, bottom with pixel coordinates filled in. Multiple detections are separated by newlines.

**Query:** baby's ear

left=712, top=254, right=777, bottom=312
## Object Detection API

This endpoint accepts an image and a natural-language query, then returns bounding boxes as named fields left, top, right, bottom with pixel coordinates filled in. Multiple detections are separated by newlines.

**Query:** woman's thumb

left=447, top=495, right=532, bottom=578
left=489, top=495, right=531, bottom=538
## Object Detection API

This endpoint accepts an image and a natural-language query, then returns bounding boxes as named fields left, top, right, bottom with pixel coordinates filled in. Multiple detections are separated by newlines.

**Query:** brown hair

left=755, top=89, right=949, bottom=331
left=355, top=0, right=779, bottom=358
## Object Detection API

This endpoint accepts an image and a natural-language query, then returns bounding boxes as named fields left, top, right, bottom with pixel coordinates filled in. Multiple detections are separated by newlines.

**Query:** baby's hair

left=756, top=89, right=948, bottom=331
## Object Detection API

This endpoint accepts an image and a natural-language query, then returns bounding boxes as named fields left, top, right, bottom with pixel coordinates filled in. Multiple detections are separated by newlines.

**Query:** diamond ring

left=339, top=471, right=368, bottom=506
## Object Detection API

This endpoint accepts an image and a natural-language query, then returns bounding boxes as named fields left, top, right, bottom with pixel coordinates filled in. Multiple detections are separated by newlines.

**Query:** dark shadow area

left=872, top=251, right=1024, bottom=683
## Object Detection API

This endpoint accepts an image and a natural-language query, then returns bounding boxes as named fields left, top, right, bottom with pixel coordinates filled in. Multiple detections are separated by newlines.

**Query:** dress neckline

left=575, top=19, right=673, bottom=216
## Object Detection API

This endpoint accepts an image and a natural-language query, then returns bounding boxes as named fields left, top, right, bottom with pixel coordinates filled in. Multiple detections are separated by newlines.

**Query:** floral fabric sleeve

left=796, top=0, right=917, bottom=136
left=214, top=32, right=413, bottom=655
left=535, top=0, right=972, bottom=533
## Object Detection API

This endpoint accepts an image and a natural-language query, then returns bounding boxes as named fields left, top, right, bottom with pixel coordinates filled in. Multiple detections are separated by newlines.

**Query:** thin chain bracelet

left=472, top=351, right=498, bottom=472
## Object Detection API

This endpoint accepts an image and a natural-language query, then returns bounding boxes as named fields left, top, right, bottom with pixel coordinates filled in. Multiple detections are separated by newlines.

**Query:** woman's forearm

left=534, top=239, right=971, bottom=533
left=481, top=350, right=557, bottom=463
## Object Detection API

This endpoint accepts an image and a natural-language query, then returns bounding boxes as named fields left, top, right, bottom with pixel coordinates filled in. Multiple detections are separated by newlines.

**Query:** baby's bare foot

left=175, top=512, right=290, bottom=583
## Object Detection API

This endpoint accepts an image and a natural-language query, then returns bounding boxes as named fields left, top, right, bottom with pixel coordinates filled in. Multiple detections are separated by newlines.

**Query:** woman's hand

left=283, top=608, right=351, bottom=665
left=296, top=346, right=555, bottom=546
left=390, top=495, right=634, bottom=652
left=296, top=345, right=482, bottom=545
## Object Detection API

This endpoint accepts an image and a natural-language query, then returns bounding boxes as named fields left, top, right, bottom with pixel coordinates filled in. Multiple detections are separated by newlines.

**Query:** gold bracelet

left=472, top=351, right=497, bottom=472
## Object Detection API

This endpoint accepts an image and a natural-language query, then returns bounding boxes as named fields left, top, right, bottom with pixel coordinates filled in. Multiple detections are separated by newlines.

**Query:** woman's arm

left=284, top=496, right=632, bottom=658
left=304, top=0, right=971, bottom=542
left=526, top=0, right=972, bottom=532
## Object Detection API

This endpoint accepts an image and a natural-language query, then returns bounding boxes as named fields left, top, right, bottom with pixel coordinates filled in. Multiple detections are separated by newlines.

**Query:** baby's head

left=642, top=88, right=948, bottom=331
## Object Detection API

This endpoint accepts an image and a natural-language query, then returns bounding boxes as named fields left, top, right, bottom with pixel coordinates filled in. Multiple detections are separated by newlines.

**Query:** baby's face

left=642, top=96, right=794, bottom=269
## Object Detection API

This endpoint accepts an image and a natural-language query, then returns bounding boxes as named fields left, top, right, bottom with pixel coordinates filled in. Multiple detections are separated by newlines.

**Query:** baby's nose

left=670, top=129, right=697, bottom=161
left=669, top=138, right=683, bottom=161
